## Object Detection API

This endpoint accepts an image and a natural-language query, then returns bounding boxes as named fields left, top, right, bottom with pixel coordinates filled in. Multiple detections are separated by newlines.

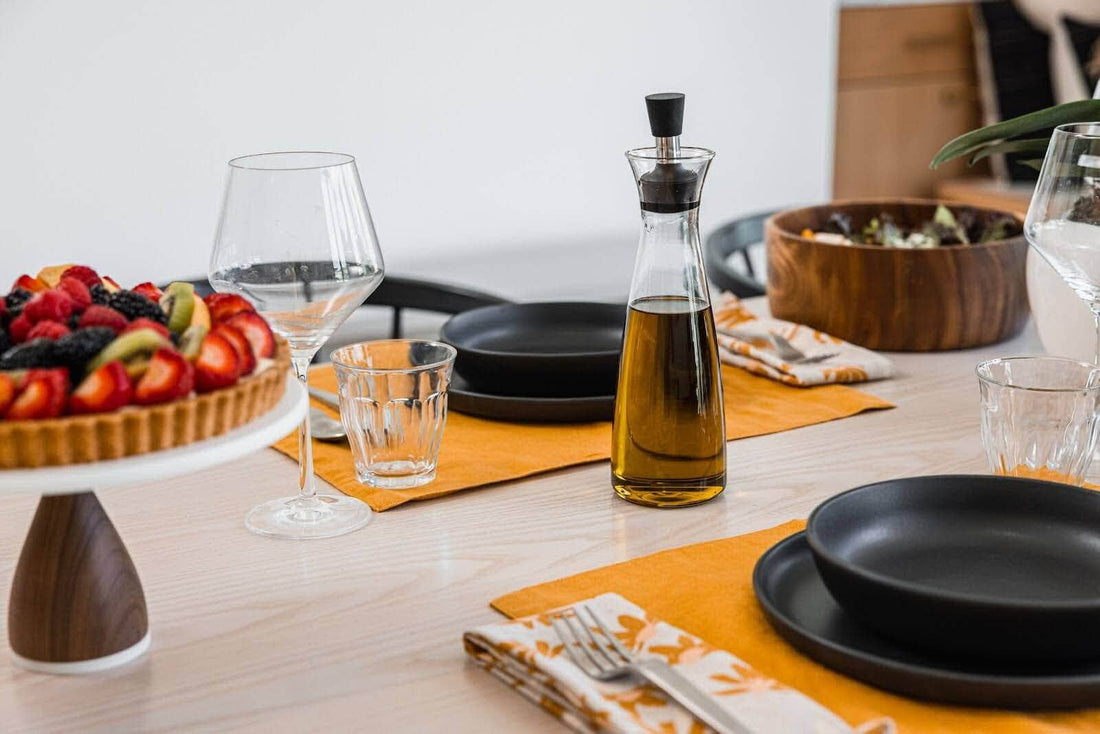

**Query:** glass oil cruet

left=612, top=92, right=726, bottom=508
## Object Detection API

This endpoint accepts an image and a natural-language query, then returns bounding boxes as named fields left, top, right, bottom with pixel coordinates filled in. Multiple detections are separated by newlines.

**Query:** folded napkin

left=713, top=294, right=894, bottom=386
left=464, top=592, right=892, bottom=734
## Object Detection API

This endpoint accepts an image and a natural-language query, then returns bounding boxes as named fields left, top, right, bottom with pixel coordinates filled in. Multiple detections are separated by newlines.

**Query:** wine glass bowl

left=210, top=152, right=384, bottom=539
left=1025, top=123, right=1100, bottom=363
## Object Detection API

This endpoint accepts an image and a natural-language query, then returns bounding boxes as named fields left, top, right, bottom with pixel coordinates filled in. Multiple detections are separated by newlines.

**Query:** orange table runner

left=492, top=520, right=1100, bottom=733
left=273, top=366, right=892, bottom=512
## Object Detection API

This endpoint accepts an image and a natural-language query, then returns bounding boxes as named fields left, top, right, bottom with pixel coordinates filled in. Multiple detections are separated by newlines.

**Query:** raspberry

left=89, top=283, right=111, bottom=306
left=0, top=338, right=60, bottom=370
left=0, top=298, right=6, bottom=322
left=77, top=305, right=128, bottom=334
left=26, top=321, right=69, bottom=341
left=54, top=327, right=115, bottom=377
left=8, top=314, right=32, bottom=344
left=23, top=290, right=74, bottom=324
left=57, top=277, right=92, bottom=312
left=60, top=265, right=101, bottom=289
left=108, top=290, right=168, bottom=324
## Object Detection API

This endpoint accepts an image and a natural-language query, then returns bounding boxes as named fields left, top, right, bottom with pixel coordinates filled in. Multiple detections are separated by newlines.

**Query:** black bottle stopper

left=637, top=92, right=698, bottom=212
left=645, top=92, right=685, bottom=138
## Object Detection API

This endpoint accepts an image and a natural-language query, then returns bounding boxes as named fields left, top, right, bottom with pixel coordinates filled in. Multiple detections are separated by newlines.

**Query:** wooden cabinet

left=833, top=3, right=986, bottom=199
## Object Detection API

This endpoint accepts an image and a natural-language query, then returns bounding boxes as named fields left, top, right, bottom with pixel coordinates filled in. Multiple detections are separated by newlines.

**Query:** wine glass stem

left=292, top=356, right=316, bottom=501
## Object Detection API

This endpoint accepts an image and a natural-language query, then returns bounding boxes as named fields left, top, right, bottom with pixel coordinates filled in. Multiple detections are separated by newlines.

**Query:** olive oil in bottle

left=612, top=296, right=725, bottom=506
left=613, top=92, right=726, bottom=507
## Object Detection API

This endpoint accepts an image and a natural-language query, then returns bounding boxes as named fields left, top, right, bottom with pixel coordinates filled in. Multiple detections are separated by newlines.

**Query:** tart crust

left=0, top=338, right=290, bottom=468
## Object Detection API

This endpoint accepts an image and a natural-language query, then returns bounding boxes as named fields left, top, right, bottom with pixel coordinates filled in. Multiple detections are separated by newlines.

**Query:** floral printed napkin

left=464, top=592, right=893, bottom=734
left=712, top=294, right=894, bottom=387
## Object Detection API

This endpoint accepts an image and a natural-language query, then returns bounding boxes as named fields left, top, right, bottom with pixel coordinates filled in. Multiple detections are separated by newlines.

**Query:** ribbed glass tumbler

left=331, top=340, right=456, bottom=489
left=977, top=356, right=1100, bottom=486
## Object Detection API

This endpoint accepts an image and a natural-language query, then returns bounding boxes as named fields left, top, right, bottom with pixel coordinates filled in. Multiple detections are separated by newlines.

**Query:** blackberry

left=0, top=332, right=9, bottom=357
left=89, top=283, right=111, bottom=306
left=5, top=287, right=33, bottom=320
left=0, top=338, right=60, bottom=370
left=53, top=327, right=116, bottom=377
left=108, top=290, right=167, bottom=324
left=5, top=288, right=32, bottom=311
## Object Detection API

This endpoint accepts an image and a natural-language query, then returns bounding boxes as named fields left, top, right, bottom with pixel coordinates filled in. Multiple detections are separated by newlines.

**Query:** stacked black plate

left=440, top=302, right=624, bottom=422
left=753, top=475, right=1100, bottom=708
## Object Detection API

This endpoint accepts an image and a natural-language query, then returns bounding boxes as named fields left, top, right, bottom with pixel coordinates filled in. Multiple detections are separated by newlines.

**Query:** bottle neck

left=655, top=136, right=681, bottom=159
left=640, top=207, right=700, bottom=239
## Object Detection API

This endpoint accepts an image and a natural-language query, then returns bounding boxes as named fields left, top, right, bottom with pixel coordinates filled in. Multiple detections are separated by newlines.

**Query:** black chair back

left=703, top=211, right=775, bottom=298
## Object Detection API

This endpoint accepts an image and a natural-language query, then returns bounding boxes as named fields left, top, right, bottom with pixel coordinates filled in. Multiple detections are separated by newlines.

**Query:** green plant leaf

left=930, top=99, right=1100, bottom=168
left=967, top=137, right=1052, bottom=165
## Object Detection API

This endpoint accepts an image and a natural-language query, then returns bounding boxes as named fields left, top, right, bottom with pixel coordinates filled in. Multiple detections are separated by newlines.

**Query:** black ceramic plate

left=806, top=475, right=1100, bottom=663
left=754, top=532, right=1100, bottom=708
left=448, top=375, right=613, bottom=423
left=440, top=302, right=624, bottom=398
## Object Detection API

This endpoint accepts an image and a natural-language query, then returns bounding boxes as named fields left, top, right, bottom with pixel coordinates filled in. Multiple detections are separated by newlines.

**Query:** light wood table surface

left=0, top=302, right=1045, bottom=732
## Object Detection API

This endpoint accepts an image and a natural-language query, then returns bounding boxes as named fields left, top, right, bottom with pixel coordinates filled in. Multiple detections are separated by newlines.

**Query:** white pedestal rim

left=10, top=631, right=150, bottom=675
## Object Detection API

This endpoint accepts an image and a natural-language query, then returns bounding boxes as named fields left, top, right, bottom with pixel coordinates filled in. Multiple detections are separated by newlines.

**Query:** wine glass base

left=245, top=494, right=371, bottom=539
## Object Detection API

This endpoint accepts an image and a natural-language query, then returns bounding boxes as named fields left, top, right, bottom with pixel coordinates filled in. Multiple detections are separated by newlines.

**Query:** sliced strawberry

left=57, top=277, right=92, bottom=312
left=193, top=333, right=240, bottom=393
left=68, top=361, right=132, bottom=415
left=212, top=323, right=256, bottom=376
left=101, top=276, right=122, bottom=292
left=204, top=293, right=255, bottom=324
left=12, top=275, right=47, bottom=293
left=122, top=317, right=171, bottom=340
left=26, top=320, right=69, bottom=341
left=225, top=311, right=275, bottom=359
left=59, top=266, right=101, bottom=289
left=78, top=305, right=129, bottom=334
left=8, top=314, right=32, bottom=344
left=0, top=373, right=15, bottom=414
left=23, top=290, right=74, bottom=324
left=132, top=282, right=163, bottom=303
left=6, top=368, right=67, bottom=419
left=134, top=348, right=193, bottom=405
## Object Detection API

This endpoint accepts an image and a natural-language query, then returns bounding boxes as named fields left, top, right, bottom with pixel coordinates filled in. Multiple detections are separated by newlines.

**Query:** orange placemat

left=491, top=520, right=1100, bottom=733
left=272, top=366, right=892, bottom=512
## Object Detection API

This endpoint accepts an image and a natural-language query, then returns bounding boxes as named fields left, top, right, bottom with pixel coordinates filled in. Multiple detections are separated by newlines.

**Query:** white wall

left=0, top=0, right=836, bottom=300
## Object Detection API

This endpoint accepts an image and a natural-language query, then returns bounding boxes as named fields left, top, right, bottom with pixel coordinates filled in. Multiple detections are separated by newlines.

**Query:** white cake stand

left=0, top=373, right=306, bottom=675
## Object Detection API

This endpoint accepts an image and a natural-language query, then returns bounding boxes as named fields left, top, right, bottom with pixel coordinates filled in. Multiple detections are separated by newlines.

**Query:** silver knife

left=308, top=387, right=342, bottom=410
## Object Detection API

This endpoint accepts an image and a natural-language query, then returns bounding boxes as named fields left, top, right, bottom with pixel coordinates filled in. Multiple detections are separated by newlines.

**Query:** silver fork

left=550, top=605, right=751, bottom=734
left=767, top=332, right=837, bottom=365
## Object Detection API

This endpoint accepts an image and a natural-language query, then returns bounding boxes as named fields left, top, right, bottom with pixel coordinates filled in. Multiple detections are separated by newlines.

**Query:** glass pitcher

left=611, top=93, right=726, bottom=508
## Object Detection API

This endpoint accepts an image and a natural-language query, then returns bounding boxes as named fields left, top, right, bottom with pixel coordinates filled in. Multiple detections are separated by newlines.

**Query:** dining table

left=0, top=297, right=1046, bottom=732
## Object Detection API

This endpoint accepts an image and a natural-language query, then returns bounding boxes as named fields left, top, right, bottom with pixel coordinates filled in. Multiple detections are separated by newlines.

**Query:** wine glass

left=1026, top=123, right=1100, bottom=364
left=210, top=152, right=384, bottom=539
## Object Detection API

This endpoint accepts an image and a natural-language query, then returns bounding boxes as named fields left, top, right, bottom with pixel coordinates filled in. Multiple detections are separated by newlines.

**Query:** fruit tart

left=0, top=265, right=290, bottom=468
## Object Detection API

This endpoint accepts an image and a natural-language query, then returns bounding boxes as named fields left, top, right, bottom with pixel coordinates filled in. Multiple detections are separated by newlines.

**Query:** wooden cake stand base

left=1, top=374, right=306, bottom=674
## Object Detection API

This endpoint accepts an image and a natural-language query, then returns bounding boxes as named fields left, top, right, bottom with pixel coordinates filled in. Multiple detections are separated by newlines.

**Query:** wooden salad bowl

left=765, top=199, right=1029, bottom=351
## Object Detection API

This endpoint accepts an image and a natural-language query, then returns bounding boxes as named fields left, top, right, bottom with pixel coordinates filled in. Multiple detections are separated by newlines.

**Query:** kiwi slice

left=86, top=329, right=172, bottom=374
left=160, top=282, right=196, bottom=334
left=177, top=323, right=208, bottom=362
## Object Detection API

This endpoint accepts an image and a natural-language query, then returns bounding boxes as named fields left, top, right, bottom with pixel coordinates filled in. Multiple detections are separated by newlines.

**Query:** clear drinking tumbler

left=331, top=340, right=456, bottom=489
left=977, top=356, right=1100, bottom=485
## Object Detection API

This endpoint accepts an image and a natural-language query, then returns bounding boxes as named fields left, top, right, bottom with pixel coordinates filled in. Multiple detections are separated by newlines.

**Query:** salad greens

left=805, top=205, right=1019, bottom=249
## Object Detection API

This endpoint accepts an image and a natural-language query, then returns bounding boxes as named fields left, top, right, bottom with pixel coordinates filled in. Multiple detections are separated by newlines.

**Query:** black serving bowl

left=806, top=475, right=1100, bottom=663
left=440, top=302, right=624, bottom=398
